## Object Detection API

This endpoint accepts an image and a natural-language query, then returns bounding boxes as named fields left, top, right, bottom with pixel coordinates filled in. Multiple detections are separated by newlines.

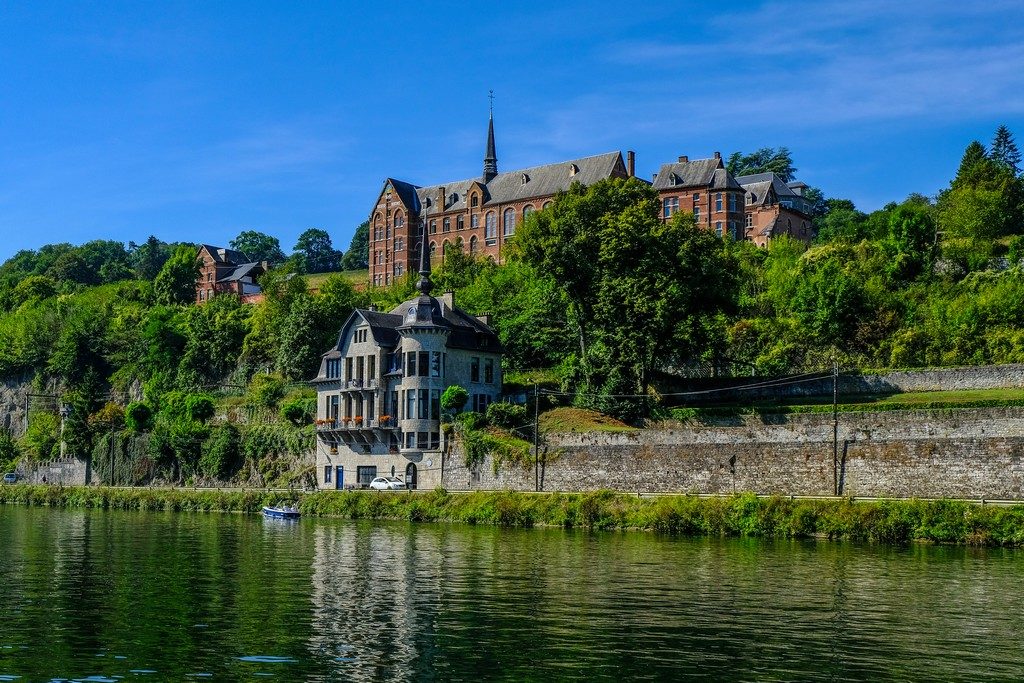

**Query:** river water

left=1, top=506, right=1022, bottom=682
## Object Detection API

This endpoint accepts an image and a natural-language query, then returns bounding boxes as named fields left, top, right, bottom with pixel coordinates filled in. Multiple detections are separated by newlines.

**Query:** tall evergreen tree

left=952, top=141, right=991, bottom=188
left=990, top=125, right=1021, bottom=175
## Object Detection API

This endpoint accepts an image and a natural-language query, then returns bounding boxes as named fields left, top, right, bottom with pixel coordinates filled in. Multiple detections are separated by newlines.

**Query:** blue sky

left=0, top=1, right=1022, bottom=261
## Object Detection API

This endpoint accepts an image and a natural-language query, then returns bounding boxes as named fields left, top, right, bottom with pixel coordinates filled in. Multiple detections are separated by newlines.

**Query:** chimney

left=678, top=155, right=688, bottom=163
left=476, top=313, right=492, bottom=326
left=626, top=151, right=635, bottom=177
left=441, top=289, right=454, bottom=309
left=713, top=151, right=721, bottom=160
left=652, top=172, right=658, bottom=181
left=438, top=185, right=446, bottom=210
left=369, top=304, right=378, bottom=312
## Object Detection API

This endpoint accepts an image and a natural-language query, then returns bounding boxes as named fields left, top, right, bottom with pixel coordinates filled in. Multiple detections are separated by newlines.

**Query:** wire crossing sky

left=0, top=1, right=1021, bottom=261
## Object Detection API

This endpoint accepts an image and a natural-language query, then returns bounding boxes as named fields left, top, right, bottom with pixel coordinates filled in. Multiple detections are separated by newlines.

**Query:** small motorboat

left=262, top=504, right=301, bottom=520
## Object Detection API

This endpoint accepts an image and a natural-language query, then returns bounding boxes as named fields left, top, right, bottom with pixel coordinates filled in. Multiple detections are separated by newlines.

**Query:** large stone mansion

left=367, top=112, right=815, bottom=286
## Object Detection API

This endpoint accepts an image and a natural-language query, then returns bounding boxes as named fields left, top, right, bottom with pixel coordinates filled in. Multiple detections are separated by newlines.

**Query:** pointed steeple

left=415, top=203, right=433, bottom=296
left=483, top=90, right=497, bottom=183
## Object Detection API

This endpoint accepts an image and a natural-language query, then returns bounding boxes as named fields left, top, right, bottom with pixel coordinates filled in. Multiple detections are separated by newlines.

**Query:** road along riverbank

left=3, top=485, right=1024, bottom=546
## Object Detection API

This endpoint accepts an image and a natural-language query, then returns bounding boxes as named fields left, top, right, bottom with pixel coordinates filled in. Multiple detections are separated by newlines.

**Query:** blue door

left=335, top=465, right=344, bottom=490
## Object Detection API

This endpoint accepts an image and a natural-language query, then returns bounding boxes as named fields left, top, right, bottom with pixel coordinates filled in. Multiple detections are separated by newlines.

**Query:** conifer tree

left=953, top=140, right=988, bottom=187
left=990, top=125, right=1021, bottom=175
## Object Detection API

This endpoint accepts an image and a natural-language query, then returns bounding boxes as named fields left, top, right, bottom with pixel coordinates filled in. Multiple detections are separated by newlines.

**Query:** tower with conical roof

left=483, top=91, right=498, bottom=183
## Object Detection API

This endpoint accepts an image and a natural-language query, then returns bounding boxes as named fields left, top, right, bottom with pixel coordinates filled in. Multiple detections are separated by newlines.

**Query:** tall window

left=485, top=212, right=497, bottom=240
left=715, top=193, right=723, bottom=212
left=542, top=201, right=552, bottom=209
left=394, top=238, right=404, bottom=252
left=429, top=241, right=437, bottom=261
left=457, top=215, right=464, bottom=230
left=429, top=220, right=437, bottom=234
left=471, top=357, right=480, bottom=383
left=503, top=208, right=516, bottom=236
left=523, top=205, right=535, bottom=219
left=728, top=193, right=737, bottom=212
left=443, top=217, right=451, bottom=232
left=692, top=192, right=700, bottom=204
left=663, top=197, right=679, bottom=218
left=431, top=351, right=441, bottom=377
left=471, top=193, right=479, bottom=208
left=394, top=212, right=404, bottom=227
left=406, top=351, right=417, bottom=377
left=715, top=221, right=723, bottom=236
left=745, top=214, right=752, bottom=228
left=471, top=214, right=480, bottom=229
left=693, top=206, right=700, bottom=221
left=470, top=235, right=478, bottom=254
left=484, top=358, right=494, bottom=384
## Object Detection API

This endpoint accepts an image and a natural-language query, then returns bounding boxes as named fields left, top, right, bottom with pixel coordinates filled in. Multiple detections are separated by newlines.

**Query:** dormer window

left=569, top=164, right=579, bottom=177
left=471, top=194, right=479, bottom=208
left=521, top=173, right=529, bottom=185
left=425, top=198, right=432, bottom=208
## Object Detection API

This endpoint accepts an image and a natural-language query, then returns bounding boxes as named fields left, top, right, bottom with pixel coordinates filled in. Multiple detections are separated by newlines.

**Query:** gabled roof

left=199, top=244, right=249, bottom=265
left=380, top=178, right=422, bottom=214
left=736, top=173, right=801, bottom=207
left=651, top=157, right=741, bottom=191
left=382, top=152, right=626, bottom=218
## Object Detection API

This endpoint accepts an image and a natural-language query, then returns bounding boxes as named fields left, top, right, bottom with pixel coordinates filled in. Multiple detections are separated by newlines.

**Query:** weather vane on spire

left=488, top=89, right=494, bottom=116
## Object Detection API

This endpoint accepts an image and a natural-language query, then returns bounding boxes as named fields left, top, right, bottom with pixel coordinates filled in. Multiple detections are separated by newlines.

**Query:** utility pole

left=533, top=383, right=539, bottom=492
left=833, top=358, right=839, bottom=496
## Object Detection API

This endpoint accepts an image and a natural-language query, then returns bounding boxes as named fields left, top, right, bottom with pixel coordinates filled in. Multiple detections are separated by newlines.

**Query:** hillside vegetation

left=0, top=130, right=1022, bottom=481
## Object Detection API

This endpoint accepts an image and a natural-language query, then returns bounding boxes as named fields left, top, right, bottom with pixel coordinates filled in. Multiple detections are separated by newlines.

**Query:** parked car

left=369, top=476, right=407, bottom=491
left=3, top=473, right=18, bottom=484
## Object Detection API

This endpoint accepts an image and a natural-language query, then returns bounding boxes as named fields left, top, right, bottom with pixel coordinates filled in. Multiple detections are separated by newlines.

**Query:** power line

left=538, top=370, right=834, bottom=400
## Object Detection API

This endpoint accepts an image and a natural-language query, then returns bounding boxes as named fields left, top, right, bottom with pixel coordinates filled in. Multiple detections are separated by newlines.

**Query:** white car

left=368, top=476, right=407, bottom=491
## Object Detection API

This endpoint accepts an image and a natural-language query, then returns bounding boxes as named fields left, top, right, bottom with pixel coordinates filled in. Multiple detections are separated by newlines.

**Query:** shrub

left=124, top=401, right=153, bottom=432
left=248, top=374, right=286, bottom=410
left=280, top=396, right=315, bottom=426
left=440, top=385, right=469, bottom=413
left=201, top=424, right=242, bottom=480
left=486, top=402, right=528, bottom=429
left=21, top=412, right=60, bottom=460
left=0, top=428, right=21, bottom=472
left=185, top=394, right=215, bottom=423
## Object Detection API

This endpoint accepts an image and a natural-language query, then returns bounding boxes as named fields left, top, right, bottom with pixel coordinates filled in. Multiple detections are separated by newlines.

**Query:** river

left=0, top=506, right=1022, bottom=681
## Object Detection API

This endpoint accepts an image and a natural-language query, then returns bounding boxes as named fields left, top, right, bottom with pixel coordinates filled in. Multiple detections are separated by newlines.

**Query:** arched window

left=503, top=208, right=516, bottom=236
left=429, top=241, right=437, bottom=261
left=394, top=211, right=404, bottom=228
left=485, top=211, right=497, bottom=239
left=457, top=215, right=464, bottom=230
left=523, top=205, right=535, bottom=219
left=471, top=193, right=479, bottom=208
left=469, top=235, right=479, bottom=254
left=198, top=289, right=205, bottom=301
left=442, top=240, right=451, bottom=256
left=542, top=201, right=552, bottom=210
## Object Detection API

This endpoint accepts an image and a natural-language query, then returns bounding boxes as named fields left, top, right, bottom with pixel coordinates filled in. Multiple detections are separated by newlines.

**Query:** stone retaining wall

left=441, top=408, right=1024, bottom=499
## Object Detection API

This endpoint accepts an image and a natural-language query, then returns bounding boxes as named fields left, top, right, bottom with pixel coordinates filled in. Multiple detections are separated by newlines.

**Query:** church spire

left=416, top=202, right=433, bottom=296
left=483, top=90, right=497, bottom=183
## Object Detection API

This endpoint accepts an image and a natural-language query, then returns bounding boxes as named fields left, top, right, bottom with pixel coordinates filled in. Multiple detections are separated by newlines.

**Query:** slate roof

left=217, top=262, right=265, bottom=283
left=200, top=244, right=249, bottom=265
left=651, top=158, right=742, bottom=191
left=735, top=173, right=797, bottom=206
left=383, top=152, right=625, bottom=217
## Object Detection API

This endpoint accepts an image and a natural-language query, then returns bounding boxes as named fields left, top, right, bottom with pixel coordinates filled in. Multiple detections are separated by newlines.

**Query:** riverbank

left=3, top=485, right=1024, bottom=546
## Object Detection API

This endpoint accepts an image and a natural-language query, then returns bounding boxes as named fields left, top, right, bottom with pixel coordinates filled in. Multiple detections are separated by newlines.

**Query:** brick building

left=367, top=113, right=633, bottom=287
left=195, top=244, right=268, bottom=304
left=736, top=173, right=815, bottom=247
left=651, top=153, right=747, bottom=240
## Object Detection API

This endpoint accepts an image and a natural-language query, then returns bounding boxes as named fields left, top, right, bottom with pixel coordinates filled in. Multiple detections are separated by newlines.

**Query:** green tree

left=792, top=250, right=865, bottom=347
left=230, top=230, right=285, bottom=264
left=11, top=275, right=57, bottom=308
left=441, top=385, right=469, bottom=413
left=0, top=427, right=20, bottom=472
left=954, top=141, right=988, bottom=186
left=130, top=236, right=171, bottom=280
left=200, top=423, right=241, bottom=480
left=885, top=201, right=935, bottom=280
left=153, top=245, right=200, bottom=306
left=340, top=221, right=370, bottom=270
left=726, top=147, right=797, bottom=181
left=293, top=228, right=341, bottom=274
left=990, top=125, right=1021, bottom=175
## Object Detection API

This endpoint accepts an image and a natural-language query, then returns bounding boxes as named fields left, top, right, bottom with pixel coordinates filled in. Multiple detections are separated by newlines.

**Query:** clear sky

left=0, top=1, right=1022, bottom=261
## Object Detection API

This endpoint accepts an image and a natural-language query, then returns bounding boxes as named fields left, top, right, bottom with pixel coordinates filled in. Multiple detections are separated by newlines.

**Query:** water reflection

left=1, top=507, right=1023, bottom=681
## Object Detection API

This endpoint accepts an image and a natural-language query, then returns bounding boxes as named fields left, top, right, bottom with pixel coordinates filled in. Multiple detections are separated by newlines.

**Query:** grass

left=4, top=486, right=1024, bottom=546
left=306, top=269, right=368, bottom=292
left=669, top=388, right=1024, bottom=420
left=539, top=407, right=637, bottom=433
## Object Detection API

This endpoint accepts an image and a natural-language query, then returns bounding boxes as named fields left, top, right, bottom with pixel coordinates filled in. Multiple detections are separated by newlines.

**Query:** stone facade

left=442, top=408, right=1024, bottom=500
left=313, top=261, right=503, bottom=490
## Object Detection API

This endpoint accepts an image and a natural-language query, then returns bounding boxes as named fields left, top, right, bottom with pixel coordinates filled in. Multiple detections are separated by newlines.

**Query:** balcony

left=343, top=378, right=379, bottom=390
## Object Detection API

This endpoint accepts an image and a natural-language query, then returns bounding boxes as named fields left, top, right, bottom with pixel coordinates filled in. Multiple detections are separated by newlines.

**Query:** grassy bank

left=3, top=485, right=1024, bottom=546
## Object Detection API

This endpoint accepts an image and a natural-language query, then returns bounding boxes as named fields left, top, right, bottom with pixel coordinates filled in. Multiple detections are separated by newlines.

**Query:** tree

left=726, top=147, right=797, bottom=181
left=11, top=275, right=57, bottom=308
left=440, top=385, right=469, bottom=413
left=953, top=141, right=993, bottom=188
left=340, top=221, right=369, bottom=270
left=293, top=228, right=341, bottom=274
left=153, top=245, right=200, bottom=306
left=230, top=230, right=285, bottom=264
left=885, top=201, right=935, bottom=281
left=130, top=236, right=171, bottom=280
left=990, top=125, right=1021, bottom=175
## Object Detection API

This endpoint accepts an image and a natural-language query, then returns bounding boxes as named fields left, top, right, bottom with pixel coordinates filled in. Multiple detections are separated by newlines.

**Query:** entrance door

left=335, top=465, right=344, bottom=490
left=406, top=463, right=417, bottom=490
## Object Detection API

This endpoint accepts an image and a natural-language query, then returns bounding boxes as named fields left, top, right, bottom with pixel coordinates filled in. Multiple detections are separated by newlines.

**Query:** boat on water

left=262, top=505, right=300, bottom=519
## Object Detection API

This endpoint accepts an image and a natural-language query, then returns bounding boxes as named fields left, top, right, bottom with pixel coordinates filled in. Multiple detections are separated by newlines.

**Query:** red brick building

left=367, top=114, right=633, bottom=287
left=735, top=173, right=814, bottom=247
left=195, top=244, right=268, bottom=304
left=651, top=152, right=747, bottom=239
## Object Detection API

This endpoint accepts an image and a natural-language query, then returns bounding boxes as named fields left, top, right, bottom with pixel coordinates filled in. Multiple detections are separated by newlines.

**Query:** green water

left=1, top=507, right=1022, bottom=681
